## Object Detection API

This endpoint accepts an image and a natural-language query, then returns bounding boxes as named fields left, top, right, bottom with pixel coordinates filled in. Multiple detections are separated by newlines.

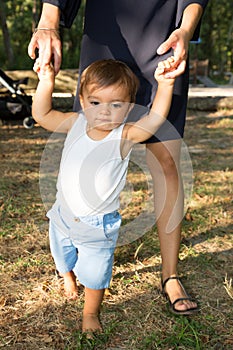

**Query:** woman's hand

left=157, top=28, right=190, bottom=79
left=28, top=29, right=62, bottom=76
left=28, top=3, right=62, bottom=75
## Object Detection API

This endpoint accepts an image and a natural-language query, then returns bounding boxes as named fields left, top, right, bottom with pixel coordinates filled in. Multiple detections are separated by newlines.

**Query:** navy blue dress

left=42, top=0, right=208, bottom=141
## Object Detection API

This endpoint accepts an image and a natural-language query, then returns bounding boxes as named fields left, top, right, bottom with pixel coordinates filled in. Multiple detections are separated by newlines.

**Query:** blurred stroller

left=0, top=69, right=35, bottom=129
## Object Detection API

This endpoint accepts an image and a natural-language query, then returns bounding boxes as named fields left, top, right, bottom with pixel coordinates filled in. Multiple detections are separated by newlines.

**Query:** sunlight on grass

left=224, top=275, right=233, bottom=299
left=0, top=112, right=233, bottom=349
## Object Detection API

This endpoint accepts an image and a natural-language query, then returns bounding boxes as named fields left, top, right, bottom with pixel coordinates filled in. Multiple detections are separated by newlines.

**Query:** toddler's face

left=80, top=83, right=132, bottom=131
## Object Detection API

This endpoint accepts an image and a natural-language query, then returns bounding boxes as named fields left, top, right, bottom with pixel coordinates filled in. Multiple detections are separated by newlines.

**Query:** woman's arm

left=28, top=3, right=61, bottom=74
left=28, top=1, right=82, bottom=73
left=179, top=3, right=204, bottom=40
left=157, top=3, right=204, bottom=79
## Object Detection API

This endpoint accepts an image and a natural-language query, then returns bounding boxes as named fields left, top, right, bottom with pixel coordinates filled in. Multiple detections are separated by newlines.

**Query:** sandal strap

left=162, top=276, right=180, bottom=291
left=172, top=297, right=199, bottom=314
left=161, top=276, right=199, bottom=315
left=172, top=297, right=196, bottom=307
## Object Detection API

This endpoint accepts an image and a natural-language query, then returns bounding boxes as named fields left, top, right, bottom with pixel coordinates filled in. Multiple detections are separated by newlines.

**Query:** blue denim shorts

left=47, top=204, right=121, bottom=290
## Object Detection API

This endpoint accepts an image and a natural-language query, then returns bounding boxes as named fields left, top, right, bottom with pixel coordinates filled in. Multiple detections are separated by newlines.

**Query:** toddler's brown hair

left=79, top=59, right=139, bottom=103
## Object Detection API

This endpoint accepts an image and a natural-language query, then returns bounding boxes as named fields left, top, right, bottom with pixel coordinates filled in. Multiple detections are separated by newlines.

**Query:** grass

left=0, top=109, right=233, bottom=349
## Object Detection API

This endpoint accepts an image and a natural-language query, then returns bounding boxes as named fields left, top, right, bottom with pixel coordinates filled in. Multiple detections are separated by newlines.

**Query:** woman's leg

left=146, top=139, right=197, bottom=311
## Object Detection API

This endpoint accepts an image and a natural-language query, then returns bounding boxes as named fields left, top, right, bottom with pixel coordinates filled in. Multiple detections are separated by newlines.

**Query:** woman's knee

left=146, top=141, right=181, bottom=177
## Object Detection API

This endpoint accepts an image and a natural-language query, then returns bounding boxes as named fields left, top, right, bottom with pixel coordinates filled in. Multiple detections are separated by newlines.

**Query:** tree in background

left=0, top=0, right=14, bottom=67
left=190, top=0, right=233, bottom=80
left=0, top=0, right=85, bottom=70
left=0, top=0, right=232, bottom=83
left=60, top=2, right=85, bottom=69
left=0, top=0, right=39, bottom=69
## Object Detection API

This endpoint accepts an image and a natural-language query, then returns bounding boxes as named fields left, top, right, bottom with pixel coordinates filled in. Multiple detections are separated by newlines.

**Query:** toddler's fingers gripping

left=33, top=58, right=41, bottom=74
left=154, top=65, right=164, bottom=80
left=154, top=56, right=176, bottom=81
left=167, top=56, right=175, bottom=63
left=161, top=56, right=175, bottom=69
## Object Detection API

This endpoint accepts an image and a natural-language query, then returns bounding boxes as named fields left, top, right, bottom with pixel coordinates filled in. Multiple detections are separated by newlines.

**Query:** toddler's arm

left=32, top=60, right=76, bottom=132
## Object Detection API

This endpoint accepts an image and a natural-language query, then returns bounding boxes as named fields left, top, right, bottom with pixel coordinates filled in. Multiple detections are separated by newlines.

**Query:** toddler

left=32, top=58, right=175, bottom=334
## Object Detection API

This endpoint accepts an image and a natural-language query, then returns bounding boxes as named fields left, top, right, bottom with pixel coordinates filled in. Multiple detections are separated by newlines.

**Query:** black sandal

left=161, top=276, right=199, bottom=315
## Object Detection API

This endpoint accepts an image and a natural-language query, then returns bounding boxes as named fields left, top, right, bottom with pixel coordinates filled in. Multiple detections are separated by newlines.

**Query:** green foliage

left=190, top=0, right=233, bottom=78
left=60, top=3, right=85, bottom=69
left=0, top=0, right=37, bottom=69
left=139, top=317, right=215, bottom=350
left=0, top=0, right=85, bottom=70
left=0, top=0, right=232, bottom=78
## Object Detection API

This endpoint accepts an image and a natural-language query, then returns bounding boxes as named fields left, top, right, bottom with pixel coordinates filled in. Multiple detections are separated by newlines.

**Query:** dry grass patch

left=0, top=111, right=233, bottom=349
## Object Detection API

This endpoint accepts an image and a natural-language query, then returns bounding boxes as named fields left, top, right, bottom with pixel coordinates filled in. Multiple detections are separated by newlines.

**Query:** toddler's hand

left=154, top=56, right=176, bottom=84
left=33, top=58, right=55, bottom=81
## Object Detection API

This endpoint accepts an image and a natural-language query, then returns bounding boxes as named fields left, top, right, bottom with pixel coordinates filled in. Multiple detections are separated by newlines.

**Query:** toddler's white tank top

left=56, top=113, right=131, bottom=216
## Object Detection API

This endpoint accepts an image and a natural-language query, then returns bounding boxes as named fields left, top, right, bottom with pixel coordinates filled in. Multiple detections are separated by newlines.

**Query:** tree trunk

left=0, top=0, right=14, bottom=67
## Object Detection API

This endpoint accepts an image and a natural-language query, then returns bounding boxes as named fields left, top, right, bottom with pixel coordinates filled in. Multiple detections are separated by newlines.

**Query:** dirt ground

left=0, top=91, right=233, bottom=349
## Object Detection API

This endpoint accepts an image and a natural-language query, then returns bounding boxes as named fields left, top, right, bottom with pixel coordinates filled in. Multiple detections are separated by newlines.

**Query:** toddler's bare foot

left=59, top=271, right=78, bottom=300
left=82, top=313, right=102, bottom=337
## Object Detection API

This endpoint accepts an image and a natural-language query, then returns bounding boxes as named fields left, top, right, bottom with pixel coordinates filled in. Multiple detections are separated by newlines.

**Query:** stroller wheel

left=23, top=116, right=35, bottom=129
